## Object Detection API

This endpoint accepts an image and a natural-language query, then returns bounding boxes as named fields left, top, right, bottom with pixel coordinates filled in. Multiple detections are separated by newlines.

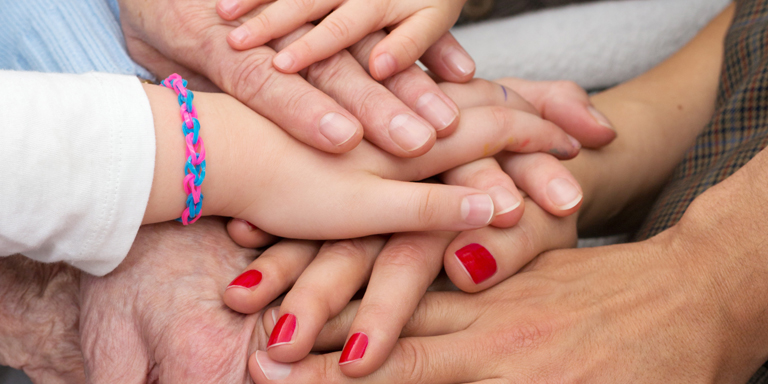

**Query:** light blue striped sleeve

left=0, top=0, right=155, bottom=80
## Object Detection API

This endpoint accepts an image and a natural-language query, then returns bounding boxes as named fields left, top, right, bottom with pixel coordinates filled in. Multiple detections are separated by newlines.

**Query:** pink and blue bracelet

left=160, top=74, right=206, bottom=225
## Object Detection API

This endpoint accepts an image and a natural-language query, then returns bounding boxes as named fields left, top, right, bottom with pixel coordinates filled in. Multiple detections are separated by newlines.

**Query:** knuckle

left=489, top=105, right=512, bottom=130
left=552, top=80, right=585, bottom=96
left=491, top=320, right=554, bottom=355
left=305, top=52, right=349, bottom=86
left=321, top=15, right=355, bottom=41
left=321, top=239, right=370, bottom=265
left=412, top=186, right=440, bottom=227
left=391, top=338, right=429, bottom=383
left=290, top=0, right=317, bottom=12
left=226, top=52, right=276, bottom=103
left=378, top=241, right=431, bottom=271
left=393, top=34, right=422, bottom=62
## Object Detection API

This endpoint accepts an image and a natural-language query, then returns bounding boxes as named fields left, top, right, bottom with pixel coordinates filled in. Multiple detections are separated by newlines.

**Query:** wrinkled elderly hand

left=0, top=256, right=84, bottom=384
left=79, top=218, right=267, bottom=383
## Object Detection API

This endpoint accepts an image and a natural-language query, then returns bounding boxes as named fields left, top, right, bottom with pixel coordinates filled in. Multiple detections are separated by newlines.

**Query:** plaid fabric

left=457, top=0, right=609, bottom=24
left=634, top=0, right=768, bottom=241
left=632, top=0, right=768, bottom=381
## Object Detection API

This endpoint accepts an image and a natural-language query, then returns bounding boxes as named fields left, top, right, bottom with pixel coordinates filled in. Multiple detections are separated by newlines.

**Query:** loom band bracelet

left=184, top=134, right=206, bottom=162
left=180, top=196, right=204, bottom=225
left=184, top=159, right=206, bottom=184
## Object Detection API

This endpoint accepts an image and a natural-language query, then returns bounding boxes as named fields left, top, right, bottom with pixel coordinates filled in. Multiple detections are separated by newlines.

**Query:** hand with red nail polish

left=220, top=0, right=468, bottom=80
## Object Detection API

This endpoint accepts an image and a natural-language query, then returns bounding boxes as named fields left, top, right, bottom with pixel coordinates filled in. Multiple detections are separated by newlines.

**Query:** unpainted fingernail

left=271, top=307, right=279, bottom=326
left=443, top=47, right=475, bottom=77
left=588, top=105, right=615, bottom=130
left=218, top=0, right=240, bottom=18
left=415, top=93, right=458, bottom=131
left=319, top=112, right=358, bottom=146
left=228, top=269, right=263, bottom=289
left=372, top=53, right=397, bottom=79
left=229, top=27, right=250, bottom=45
left=567, top=134, right=582, bottom=151
left=455, top=243, right=497, bottom=284
left=273, top=52, right=295, bottom=71
left=461, top=194, right=494, bottom=227
left=268, top=314, right=297, bottom=348
left=547, top=178, right=582, bottom=210
left=389, top=114, right=433, bottom=152
left=487, top=186, right=521, bottom=215
left=255, top=350, right=292, bottom=380
left=339, top=333, right=368, bottom=365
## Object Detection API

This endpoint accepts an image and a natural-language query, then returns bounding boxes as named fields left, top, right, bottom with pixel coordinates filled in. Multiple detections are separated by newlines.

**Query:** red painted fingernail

left=455, top=243, right=497, bottom=284
left=227, top=269, right=262, bottom=289
left=268, top=314, right=297, bottom=348
left=339, top=333, right=368, bottom=365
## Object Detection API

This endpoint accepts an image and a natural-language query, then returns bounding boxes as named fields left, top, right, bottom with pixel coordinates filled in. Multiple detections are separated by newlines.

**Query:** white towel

left=451, top=0, right=732, bottom=89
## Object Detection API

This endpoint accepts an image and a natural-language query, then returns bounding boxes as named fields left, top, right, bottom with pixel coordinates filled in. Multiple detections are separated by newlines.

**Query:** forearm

left=571, top=4, right=733, bottom=232
left=0, top=256, right=84, bottom=383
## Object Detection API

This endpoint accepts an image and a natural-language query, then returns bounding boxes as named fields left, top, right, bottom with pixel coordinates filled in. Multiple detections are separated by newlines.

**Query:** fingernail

left=461, top=194, right=494, bottom=227
left=268, top=314, right=297, bottom=348
left=455, top=243, right=497, bottom=284
left=218, top=0, right=239, bottom=17
left=372, top=53, right=397, bottom=79
left=273, top=52, right=295, bottom=71
left=229, top=27, right=250, bottom=45
left=487, top=186, right=521, bottom=215
left=339, top=333, right=368, bottom=365
left=588, top=106, right=614, bottom=130
left=228, top=269, right=262, bottom=289
left=271, top=307, right=279, bottom=326
left=319, top=112, right=358, bottom=146
left=389, top=114, right=433, bottom=152
left=443, top=47, right=475, bottom=77
left=415, top=93, right=457, bottom=131
left=567, top=134, right=582, bottom=151
left=255, top=350, right=292, bottom=380
left=547, top=178, right=582, bottom=210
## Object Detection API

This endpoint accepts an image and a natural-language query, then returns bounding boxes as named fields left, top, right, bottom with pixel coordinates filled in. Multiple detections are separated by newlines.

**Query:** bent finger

left=495, top=77, right=616, bottom=148
left=264, top=237, right=386, bottom=363
left=226, top=218, right=279, bottom=249
left=498, top=152, right=583, bottom=215
left=445, top=199, right=578, bottom=293
left=420, top=32, right=476, bottom=83
left=224, top=240, right=321, bottom=314
left=442, top=158, right=523, bottom=228
left=336, top=231, right=454, bottom=377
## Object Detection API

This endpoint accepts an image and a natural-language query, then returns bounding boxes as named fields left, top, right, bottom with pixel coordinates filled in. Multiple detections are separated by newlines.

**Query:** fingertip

left=217, top=0, right=240, bottom=20
left=228, top=27, right=254, bottom=51
left=251, top=350, right=293, bottom=381
left=226, top=218, right=276, bottom=248
left=273, top=51, right=298, bottom=73
left=319, top=112, right=364, bottom=152
left=370, top=52, right=398, bottom=81
left=545, top=177, right=583, bottom=215
left=444, top=241, right=497, bottom=293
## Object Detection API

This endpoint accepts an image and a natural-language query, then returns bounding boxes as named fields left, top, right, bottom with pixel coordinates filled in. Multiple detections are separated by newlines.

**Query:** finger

left=495, top=77, right=617, bottom=148
left=445, top=199, right=577, bottom=293
left=217, top=0, right=270, bottom=20
left=272, top=1, right=387, bottom=73
left=251, top=334, right=484, bottom=384
left=202, top=28, right=365, bottom=153
left=226, top=218, right=279, bottom=248
left=369, top=10, right=459, bottom=80
left=264, top=237, right=387, bottom=363
left=227, top=0, right=334, bottom=50
left=336, top=231, right=454, bottom=377
left=272, top=25, right=439, bottom=156
left=442, top=158, right=524, bottom=228
left=439, top=79, right=538, bottom=115
left=348, top=31, right=460, bottom=136
left=377, top=106, right=582, bottom=183
left=224, top=240, right=321, bottom=314
left=420, top=32, right=475, bottom=83
left=498, top=152, right=583, bottom=215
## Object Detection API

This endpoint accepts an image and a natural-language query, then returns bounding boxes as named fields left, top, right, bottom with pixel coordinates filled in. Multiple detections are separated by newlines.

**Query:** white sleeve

left=0, top=71, right=156, bottom=276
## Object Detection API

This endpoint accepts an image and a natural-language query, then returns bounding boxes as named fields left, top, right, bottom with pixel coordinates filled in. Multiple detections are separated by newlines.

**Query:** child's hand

left=142, top=77, right=580, bottom=240
left=219, top=0, right=467, bottom=79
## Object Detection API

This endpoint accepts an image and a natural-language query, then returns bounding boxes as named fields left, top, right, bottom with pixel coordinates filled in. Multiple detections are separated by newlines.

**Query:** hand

left=0, top=256, right=84, bottom=383
left=79, top=218, right=269, bottom=383
left=220, top=0, right=467, bottom=80
left=224, top=76, right=612, bottom=376
left=249, top=217, right=764, bottom=383
left=143, top=77, right=581, bottom=239
left=117, top=0, right=474, bottom=156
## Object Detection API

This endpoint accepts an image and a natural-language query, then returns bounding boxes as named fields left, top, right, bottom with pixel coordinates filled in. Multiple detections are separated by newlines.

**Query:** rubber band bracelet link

left=160, top=74, right=206, bottom=225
